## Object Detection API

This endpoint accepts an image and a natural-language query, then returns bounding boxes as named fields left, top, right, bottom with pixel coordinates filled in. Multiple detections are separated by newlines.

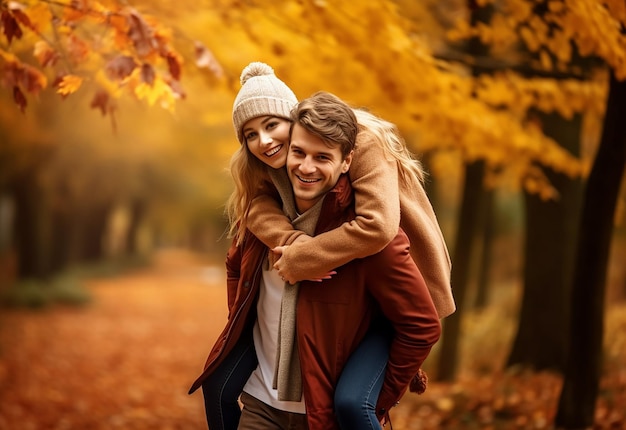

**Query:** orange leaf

left=66, top=34, right=90, bottom=64
left=108, top=12, right=128, bottom=34
left=25, top=2, right=52, bottom=33
left=56, top=74, right=83, bottom=96
left=33, top=40, right=59, bottom=67
left=62, top=0, right=88, bottom=22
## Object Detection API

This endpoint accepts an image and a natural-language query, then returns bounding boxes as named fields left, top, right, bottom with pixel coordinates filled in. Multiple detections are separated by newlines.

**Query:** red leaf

left=90, top=90, right=110, bottom=116
left=140, top=63, right=155, bottom=86
left=194, top=41, right=223, bottom=77
left=166, top=77, right=186, bottom=100
left=165, top=52, right=181, bottom=81
left=1, top=10, right=23, bottom=44
left=127, top=10, right=156, bottom=57
left=34, top=41, right=60, bottom=67
left=105, top=55, right=137, bottom=81
left=10, top=8, right=32, bottom=29
left=19, top=64, right=47, bottom=93
left=13, top=85, right=26, bottom=112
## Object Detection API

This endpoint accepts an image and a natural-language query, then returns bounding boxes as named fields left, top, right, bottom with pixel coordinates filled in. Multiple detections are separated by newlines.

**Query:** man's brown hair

left=290, top=91, right=358, bottom=158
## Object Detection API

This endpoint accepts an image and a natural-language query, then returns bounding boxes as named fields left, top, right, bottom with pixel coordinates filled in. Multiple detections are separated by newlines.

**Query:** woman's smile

left=264, top=144, right=284, bottom=158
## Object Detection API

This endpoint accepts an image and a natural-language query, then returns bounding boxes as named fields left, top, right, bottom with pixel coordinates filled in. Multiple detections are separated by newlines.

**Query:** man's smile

left=295, top=175, right=320, bottom=184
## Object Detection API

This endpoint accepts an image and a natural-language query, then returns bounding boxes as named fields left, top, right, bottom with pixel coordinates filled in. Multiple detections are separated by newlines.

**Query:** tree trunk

left=507, top=111, right=583, bottom=372
left=435, top=0, right=494, bottom=381
left=436, top=161, right=486, bottom=381
left=79, top=203, right=112, bottom=263
left=49, top=206, right=78, bottom=273
left=125, top=198, right=146, bottom=255
left=474, top=188, right=494, bottom=309
left=11, top=171, right=52, bottom=279
left=555, top=71, right=626, bottom=429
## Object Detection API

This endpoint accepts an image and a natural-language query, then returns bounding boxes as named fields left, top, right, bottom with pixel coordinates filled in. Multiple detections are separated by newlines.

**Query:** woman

left=191, top=62, right=454, bottom=429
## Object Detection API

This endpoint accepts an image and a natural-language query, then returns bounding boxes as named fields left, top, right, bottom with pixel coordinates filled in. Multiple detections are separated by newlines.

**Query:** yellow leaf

left=134, top=77, right=175, bottom=111
left=25, top=2, right=52, bottom=33
left=56, top=75, right=83, bottom=95
left=0, top=48, right=18, bottom=63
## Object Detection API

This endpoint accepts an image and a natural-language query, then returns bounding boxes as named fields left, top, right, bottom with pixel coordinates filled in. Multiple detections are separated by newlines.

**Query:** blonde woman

left=190, top=62, right=454, bottom=429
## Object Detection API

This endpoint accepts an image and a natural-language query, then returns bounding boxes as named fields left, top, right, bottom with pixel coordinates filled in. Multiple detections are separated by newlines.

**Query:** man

left=190, top=92, right=441, bottom=430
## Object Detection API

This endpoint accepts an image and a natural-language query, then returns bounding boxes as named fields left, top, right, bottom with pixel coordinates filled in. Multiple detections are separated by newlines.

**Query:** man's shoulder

left=366, top=228, right=411, bottom=261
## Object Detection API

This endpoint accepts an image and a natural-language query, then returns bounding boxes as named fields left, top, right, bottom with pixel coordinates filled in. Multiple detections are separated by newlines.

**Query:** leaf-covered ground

left=0, top=249, right=624, bottom=429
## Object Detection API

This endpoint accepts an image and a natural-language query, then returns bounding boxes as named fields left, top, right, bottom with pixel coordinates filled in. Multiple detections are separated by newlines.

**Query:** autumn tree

left=436, top=0, right=494, bottom=382
left=556, top=65, right=626, bottom=430
left=500, top=0, right=593, bottom=373
left=446, top=0, right=625, bottom=425
left=0, top=0, right=223, bottom=279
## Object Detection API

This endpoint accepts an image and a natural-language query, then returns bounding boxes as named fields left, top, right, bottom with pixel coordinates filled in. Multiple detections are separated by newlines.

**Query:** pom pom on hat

left=233, top=62, right=298, bottom=144
left=240, top=62, right=274, bottom=86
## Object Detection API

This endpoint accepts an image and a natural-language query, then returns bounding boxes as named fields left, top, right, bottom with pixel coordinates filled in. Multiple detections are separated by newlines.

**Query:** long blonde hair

left=354, top=109, right=426, bottom=187
left=225, top=143, right=271, bottom=245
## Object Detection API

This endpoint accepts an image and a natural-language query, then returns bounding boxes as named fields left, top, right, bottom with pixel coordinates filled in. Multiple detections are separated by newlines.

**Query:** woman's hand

left=272, top=244, right=336, bottom=284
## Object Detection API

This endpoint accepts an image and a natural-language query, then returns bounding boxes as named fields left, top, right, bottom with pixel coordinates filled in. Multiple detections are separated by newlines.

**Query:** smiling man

left=224, top=91, right=441, bottom=430
left=287, top=106, right=354, bottom=213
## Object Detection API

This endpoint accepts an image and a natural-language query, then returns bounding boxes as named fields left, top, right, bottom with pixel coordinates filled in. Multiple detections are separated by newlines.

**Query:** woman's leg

left=334, top=324, right=391, bottom=430
left=202, top=333, right=258, bottom=430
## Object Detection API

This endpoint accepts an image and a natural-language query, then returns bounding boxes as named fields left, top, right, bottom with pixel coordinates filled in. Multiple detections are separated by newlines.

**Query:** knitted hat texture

left=232, top=62, right=298, bottom=144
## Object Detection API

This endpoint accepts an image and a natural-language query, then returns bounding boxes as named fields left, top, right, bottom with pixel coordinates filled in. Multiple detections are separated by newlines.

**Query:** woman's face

left=243, top=116, right=292, bottom=170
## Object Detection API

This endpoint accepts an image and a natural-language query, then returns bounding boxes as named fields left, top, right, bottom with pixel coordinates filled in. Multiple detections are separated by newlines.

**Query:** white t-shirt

left=242, top=264, right=306, bottom=414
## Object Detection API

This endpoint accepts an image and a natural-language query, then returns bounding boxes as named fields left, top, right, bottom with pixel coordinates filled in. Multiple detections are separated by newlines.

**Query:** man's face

left=243, top=116, right=291, bottom=170
left=287, top=123, right=353, bottom=213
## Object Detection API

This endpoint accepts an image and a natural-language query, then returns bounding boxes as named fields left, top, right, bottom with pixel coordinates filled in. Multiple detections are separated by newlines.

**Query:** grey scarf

left=268, top=168, right=323, bottom=401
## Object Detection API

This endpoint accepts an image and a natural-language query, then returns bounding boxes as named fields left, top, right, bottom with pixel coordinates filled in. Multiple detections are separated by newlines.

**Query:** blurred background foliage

left=0, top=0, right=625, bottom=426
left=1, top=0, right=620, bottom=277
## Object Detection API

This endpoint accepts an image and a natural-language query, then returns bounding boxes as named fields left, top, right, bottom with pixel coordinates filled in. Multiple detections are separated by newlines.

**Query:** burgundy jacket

left=189, top=175, right=441, bottom=429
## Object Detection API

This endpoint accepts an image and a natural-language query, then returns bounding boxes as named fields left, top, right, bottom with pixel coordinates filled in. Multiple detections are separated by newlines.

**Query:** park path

left=1, top=248, right=623, bottom=429
left=0, top=249, right=227, bottom=430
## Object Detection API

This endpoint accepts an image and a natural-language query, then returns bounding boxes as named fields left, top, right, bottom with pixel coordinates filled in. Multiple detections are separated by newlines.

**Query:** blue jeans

left=334, top=325, right=390, bottom=430
left=201, top=325, right=389, bottom=430
left=201, top=331, right=258, bottom=430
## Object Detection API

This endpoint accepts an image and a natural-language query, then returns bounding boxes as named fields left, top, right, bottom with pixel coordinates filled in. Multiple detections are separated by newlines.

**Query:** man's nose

left=299, top=156, right=316, bottom=174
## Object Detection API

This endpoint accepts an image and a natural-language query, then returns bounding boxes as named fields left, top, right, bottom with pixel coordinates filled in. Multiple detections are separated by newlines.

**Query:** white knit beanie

left=232, top=62, right=298, bottom=144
